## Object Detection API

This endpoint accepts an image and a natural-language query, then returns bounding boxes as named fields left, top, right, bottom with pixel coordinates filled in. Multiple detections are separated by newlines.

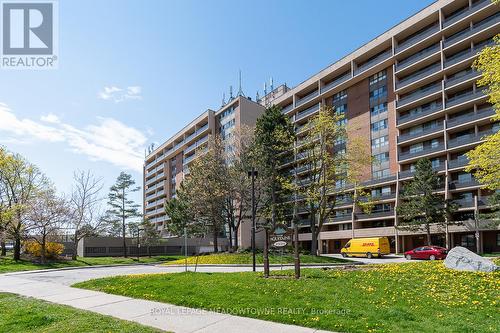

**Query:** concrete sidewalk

left=0, top=274, right=332, bottom=333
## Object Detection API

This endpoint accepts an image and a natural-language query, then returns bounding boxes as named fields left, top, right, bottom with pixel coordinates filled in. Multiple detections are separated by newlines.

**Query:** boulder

left=444, top=246, right=499, bottom=273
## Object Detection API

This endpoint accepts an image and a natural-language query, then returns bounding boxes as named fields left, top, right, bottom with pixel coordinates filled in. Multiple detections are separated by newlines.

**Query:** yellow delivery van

left=341, top=237, right=390, bottom=258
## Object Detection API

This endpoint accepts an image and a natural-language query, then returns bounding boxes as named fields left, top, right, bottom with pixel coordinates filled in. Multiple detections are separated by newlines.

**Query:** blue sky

left=0, top=0, right=434, bottom=204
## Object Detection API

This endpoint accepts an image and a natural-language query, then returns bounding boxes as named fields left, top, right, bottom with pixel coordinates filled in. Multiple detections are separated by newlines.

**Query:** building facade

left=143, top=95, right=265, bottom=247
left=265, top=0, right=500, bottom=254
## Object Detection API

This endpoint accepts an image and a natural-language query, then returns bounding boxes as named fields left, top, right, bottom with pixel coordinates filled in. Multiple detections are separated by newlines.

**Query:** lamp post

left=248, top=167, right=258, bottom=272
left=136, top=227, right=144, bottom=262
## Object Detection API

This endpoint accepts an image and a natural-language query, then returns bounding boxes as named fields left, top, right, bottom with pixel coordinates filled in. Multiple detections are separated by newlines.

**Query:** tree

left=0, top=148, right=49, bottom=260
left=67, top=170, right=104, bottom=259
left=466, top=34, right=500, bottom=189
left=294, top=106, right=372, bottom=255
left=26, top=189, right=67, bottom=264
left=105, top=172, right=141, bottom=257
left=182, top=136, right=228, bottom=252
left=254, top=105, right=295, bottom=275
left=164, top=186, right=203, bottom=237
left=397, top=159, right=455, bottom=246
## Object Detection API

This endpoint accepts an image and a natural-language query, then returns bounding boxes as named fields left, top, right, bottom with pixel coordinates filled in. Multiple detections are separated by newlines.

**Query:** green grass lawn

left=0, top=254, right=183, bottom=273
left=163, top=252, right=349, bottom=265
left=74, top=261, right=500, bottom=333
left=0, top=292, right=162, bottom=332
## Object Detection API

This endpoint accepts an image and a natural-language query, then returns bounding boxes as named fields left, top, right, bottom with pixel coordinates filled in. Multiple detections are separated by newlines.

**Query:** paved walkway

left=0, top=265, right=334, bottom=333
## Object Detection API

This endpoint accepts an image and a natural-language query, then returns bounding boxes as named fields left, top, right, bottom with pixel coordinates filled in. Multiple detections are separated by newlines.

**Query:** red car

left=404, top=246, right=448, bottom=260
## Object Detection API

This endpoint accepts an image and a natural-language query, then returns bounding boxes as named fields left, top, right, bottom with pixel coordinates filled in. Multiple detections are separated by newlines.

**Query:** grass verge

left=0, top=292, right=162, bottom=332
left=74, top=261, right=500, bottom=333
left=0, top=255, right=183, bottom=274
left=163, top=252, right=349, bottom=265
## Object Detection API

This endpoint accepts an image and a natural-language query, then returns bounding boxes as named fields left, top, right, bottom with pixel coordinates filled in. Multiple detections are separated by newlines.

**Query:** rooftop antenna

left=229, top=85, right=233, bottom=100
left=270, top=77, right=274, bottom=92
left=221, top=92, right=226, bottom=107
left=237, top=70, right=245, bottom=97
left=256, top=91, right=260, bottom=102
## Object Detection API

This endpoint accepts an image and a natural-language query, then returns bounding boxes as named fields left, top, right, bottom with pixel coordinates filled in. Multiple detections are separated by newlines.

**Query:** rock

left=444, top=246, right=499, bottom=273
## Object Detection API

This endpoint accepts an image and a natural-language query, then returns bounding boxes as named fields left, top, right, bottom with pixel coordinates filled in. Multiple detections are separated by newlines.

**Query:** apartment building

left=143, top=95, right=265, bottom=247
left=265, top=0, right=500, bottom=254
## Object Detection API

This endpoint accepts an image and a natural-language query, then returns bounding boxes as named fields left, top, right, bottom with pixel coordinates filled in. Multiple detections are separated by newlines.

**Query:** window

left=371, top=135, right=389, bottom=149
left=431, top=158, right=441, bottom=168
left=458, top=172, right=472, bottom=183
left=409, top=142, right=423, bottom=153
left=430, top=138, right=440, bottom=148
left=372, top=168, right=390, bottom=179
left=369, top=70, right=387, bottom=85
left=370, top=102, right=388, bottom=116
left=371, top=119, right=388, bottom=131
left=220, top=106, right=236, bottom=119
left=333, top=90, right=347, bottom=102
left=461, top=234, right=475, bottom=248
left=334, top=104, right=347, bottom=115
left=369, top=86, right=387, bottom=100
left=373, top=152, right=389, bottom=164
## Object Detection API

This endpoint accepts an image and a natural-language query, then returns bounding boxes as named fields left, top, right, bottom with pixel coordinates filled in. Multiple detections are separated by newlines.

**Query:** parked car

left=404, top=246, right=448, bottom=260
left=341, top=237, right=390, bottom=259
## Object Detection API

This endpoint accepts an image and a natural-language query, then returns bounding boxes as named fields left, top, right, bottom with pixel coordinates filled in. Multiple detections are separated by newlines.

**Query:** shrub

left=24, top=241, right=64, bottom=259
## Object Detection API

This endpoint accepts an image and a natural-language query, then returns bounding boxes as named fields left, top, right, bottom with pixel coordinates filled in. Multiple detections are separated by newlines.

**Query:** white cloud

left=40, top=113, right=61, bottom=124
left=0, top=103, right=148, bottom=172
left=98, top=85, right=142, bottom=103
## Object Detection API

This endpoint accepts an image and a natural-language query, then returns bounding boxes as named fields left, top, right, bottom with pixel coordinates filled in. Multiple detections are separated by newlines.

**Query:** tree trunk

left=233, top=225, right=239, bottom=250
left=426, top=224, right=432, bottom=246
left=310, top=214, right=318, bottom=256
left=1, top=240, right=6, bottom=256
left=263, top=228, right=269, bottom=278
left=72, top=233, right=78, bottom=260
left=40, top=240, right=46, bottom=264
left=122, top=218, right=127, bottom=258
left=13, top=236, right=21, bottom=261
left=228, top=225, right=233, bottom=252
left=213, top=224, right=218, bottom=253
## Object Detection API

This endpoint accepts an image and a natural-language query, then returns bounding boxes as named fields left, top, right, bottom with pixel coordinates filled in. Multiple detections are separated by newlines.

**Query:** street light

left=136, top=227, right=144, bottom=262
left=247, top=167, right=258, bottom=272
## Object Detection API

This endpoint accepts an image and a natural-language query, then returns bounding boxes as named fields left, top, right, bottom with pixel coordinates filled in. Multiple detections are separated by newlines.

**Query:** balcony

left=184, top=143, right=197, bottom=154
left=354, top=50, right=392, bottom=76
left=366, top=192, right=396, bottom=201
left=444, top=40, right=494, bottom=68
left=447, top=107, right=495, bottom=128
left=444, top=12, right=500, bottom=48
left=183, top=153, right=196, bottom=165
left=353, top=226, right=395, bottom=238
left=399, top=144, right=445, bottom=161
left=398, top=164, right=445, bottom=179
left=330, top=215, right=352, bottom=223
left=397, top=123, right=443, bottom=143
left=320, top=73, right=351, bottom=94
left=397, top=102, right=443, bottom=125
left=446, top=89, right=486, bottom=108
left=449, top=178, right=480, bottom=189
left=295, top=103, right=320, bottom=121
left=445, top=70, right=481, bottom=88
left=443, top=0, right=490, bottom=28
left=356, top=209, right=394, bottom=220
left=396, top=43, right=440, bottom=72
left=448, top=157, right=469, bottom=169
left=448, top=128, right=496, bottom=148
left=397, top=84, right=442, bottom=108
left=396, top=63, right=441, bottom=89
left=281, top=103, right=293, bottom=114
left=362, top=174, right=397, bottom=187
left=396, top=24, right=440, bottom=53
left=295, top=90, right=319, bottom=108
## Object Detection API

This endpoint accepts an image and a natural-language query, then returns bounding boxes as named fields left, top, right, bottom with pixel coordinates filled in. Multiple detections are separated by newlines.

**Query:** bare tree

left=27, top=189, right=68, bottom=264
left=68, top=170, right=104, bottom=260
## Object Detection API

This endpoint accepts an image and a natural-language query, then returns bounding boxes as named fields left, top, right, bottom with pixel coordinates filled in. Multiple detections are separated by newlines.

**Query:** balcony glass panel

left=399, top=144, right=445, bottom=160
left=295, top=103, right=320, bottom=121
left=321, top=73, right=351, bottom=93
left=397, top=83, right=441, bottom=108
left=295, top=90, right=319, bottom=107
left=396, top=43, right=440, bottom=71
left=447, top=107, right=494, bottom=128
left=396, top=24, right=440, bottom=53
left=354, top=50, right=392, bottom=76
left=396, top=63, right=441, bottom=89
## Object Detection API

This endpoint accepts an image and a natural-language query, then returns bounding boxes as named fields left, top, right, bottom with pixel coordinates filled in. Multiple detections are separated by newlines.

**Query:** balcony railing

left=295, top=90, right=319, bottom=107
left=446, top=107, right=495, bottom=128
left=448, top=157, right=469, bottom=169
left=399, top=144, right=445, bottom=161
left=356, top=209, right=394, bottom=220
left=446, top=89, right=486, bottom=108
left=396, top=24, right=440, bottom=53
left=320, top=73, right=351, bottom=94
left=444, top=12, right=500, bottom=48
left=397, top=102, right=443, bottom=125
left=396, top=43, right=440, bottom=72
left=295, top=103, right=320, bottom=121
left=398, top=164, right=445, bottom=179
left=397, top=84, right=442, bottom=108
left=362, top=174, right=397, bottom=187
left=331, top=215, right=352, bottom=222
left=396, top=63, right=441, bottom=89
left=397, top=123, right=443, bottom=143
left=354, top=50, right=392, bottom=76
left=448, top=128, right=496, bottom=148
left=443, top=0, right=490, bottom=28
left=445, top=70, right=480, bottom=88
left=281, top=103, right=293, bottom=114
left=449, top=178, right=480, bottom=189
